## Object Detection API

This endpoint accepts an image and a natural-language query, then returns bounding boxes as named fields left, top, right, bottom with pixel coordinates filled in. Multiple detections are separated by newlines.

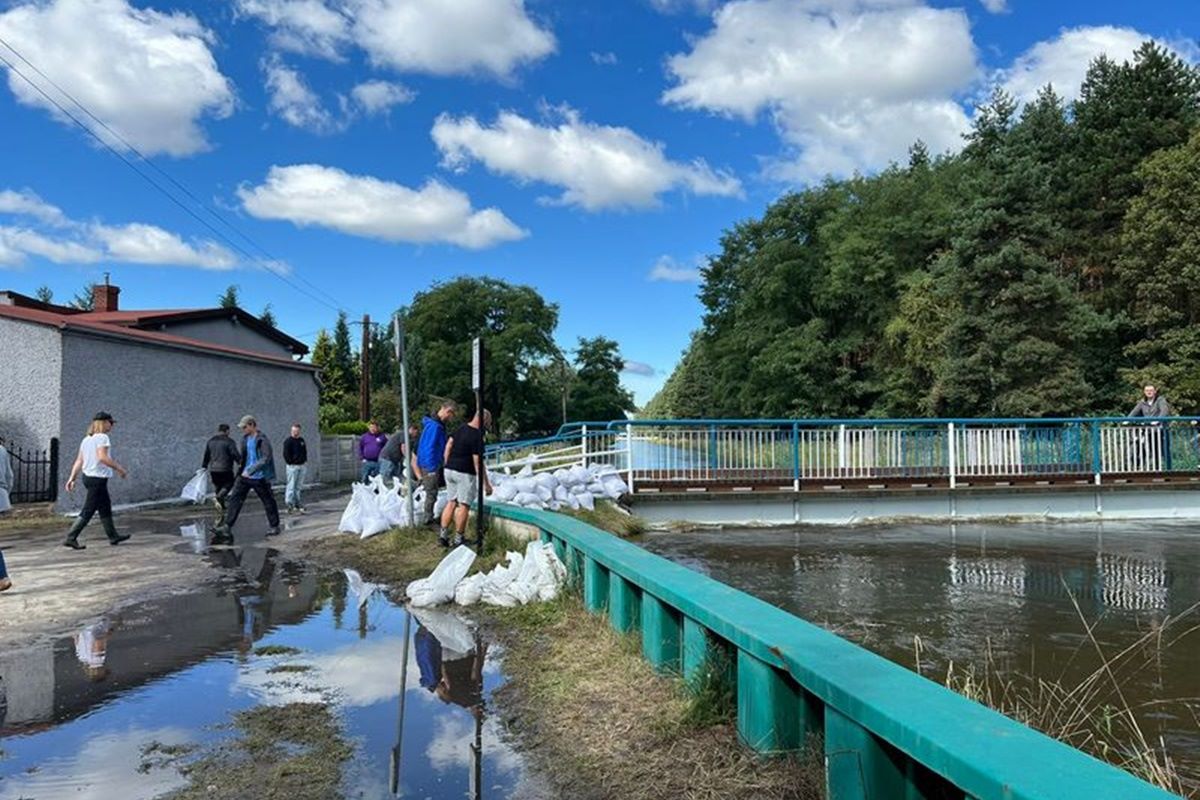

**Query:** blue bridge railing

left=487, top=417, right=1200, bottom=490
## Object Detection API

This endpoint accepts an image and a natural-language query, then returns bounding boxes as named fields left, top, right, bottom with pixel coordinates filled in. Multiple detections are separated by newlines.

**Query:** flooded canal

left=0, top=544, right=544, bottom=800
left=641, top=520, right=1200, bottom=786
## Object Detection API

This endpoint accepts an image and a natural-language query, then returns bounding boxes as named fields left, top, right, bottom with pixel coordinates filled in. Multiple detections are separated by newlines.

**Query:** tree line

left=646, top=43, right=1200, bottom=420
left=311, top=276, right=634, bottom=437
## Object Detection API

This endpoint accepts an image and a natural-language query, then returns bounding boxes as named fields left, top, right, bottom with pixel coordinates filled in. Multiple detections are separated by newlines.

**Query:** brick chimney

left=92, top=276, right=119, bottom=312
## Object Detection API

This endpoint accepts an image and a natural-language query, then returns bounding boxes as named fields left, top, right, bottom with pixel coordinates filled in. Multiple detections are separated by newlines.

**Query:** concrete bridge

left=487, top=417, right=1200, bottom=523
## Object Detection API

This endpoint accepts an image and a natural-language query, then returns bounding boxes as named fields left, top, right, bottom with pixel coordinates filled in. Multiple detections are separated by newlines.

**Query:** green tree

left=328, top=311, right=359, bottom=400
left=218, top=285, right=241, bottom=309
left=259, top=303, right=277, bottom=328
left=35, top=285, right=53, bottom=303
left=569, top=337, right=634, bottom=421
left=1115, top=129, right=1200, bottom=411
left=404, top=277, right=560, bottom=436
left=71, top=282, right=96, bottom=310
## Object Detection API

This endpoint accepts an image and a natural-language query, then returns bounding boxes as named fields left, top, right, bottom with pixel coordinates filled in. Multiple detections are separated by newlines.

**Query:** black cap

left=93, top=411, right=115, bottom=422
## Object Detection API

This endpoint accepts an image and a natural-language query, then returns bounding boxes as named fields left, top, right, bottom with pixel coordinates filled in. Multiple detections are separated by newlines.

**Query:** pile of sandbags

left=338, top=475, right=449, bottom=538
left=404, top=540, right=567, bottom=608
left=490, top=463, right=628, bottom=512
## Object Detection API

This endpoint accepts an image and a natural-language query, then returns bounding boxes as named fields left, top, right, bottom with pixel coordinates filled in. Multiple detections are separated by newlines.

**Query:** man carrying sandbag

left=202, top=423, right=241, bottom=513
left=439, top=408, right=493, bottom=548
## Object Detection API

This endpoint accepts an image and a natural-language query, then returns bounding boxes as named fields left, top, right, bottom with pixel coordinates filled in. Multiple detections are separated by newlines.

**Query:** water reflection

left=640, top=520, right=1200, bottom=777
left=0, top=551, right=542, bottom=799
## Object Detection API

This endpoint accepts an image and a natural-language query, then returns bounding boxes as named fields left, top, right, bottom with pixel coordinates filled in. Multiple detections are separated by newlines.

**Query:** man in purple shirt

left=358, top=421, right=388, bottom=483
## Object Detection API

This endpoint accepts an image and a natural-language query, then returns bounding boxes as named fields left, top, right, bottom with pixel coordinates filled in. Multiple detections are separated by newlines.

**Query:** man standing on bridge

left=1128, top=384, right=1176, bottom=470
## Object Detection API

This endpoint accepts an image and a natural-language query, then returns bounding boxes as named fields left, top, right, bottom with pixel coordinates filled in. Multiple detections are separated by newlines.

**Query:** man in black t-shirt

left=439, top=409, right=492, bottom=548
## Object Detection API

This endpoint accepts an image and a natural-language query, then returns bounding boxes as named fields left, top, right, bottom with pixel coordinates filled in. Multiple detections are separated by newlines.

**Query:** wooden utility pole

left=360, top=314, right=371, bottom=421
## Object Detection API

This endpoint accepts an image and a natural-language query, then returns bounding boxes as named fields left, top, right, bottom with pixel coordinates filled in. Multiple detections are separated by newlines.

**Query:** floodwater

left=0, top=541, right=544, bottom=800
left=641, top=520, right=1200, bottom=781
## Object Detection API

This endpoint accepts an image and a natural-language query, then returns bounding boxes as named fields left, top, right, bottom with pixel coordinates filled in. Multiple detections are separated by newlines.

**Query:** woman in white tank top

left=63, top=412, right=130, bottom=549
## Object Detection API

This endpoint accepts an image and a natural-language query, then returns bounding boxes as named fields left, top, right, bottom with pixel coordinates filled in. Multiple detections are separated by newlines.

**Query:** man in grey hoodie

left=213, top=415, right=280, bottom=542
left=202, top=423, right=241, bottom=511
left=1128, top=385, right=1177, bottom=470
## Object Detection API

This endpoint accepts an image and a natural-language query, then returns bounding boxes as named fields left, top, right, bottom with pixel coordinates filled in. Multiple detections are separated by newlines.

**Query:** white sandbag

left=515, top=477, right=537, bottom=494
left=535, top=484, right=553, bottom=502
left=433, top=490, right=450, bottom=518
left=454, top=572, right=487, bottom=606
left=534, top=472, right=558, bottom=490
left=338, top=485, right=367, bottom=534
left=411, top=607, right=476, bottom=658
left=601, top=475, right=629, bottom=499
left=494, top=481, right=519, bottom=502
left=379, top=489, right=406, bottom=527
left=566, top=493, right=581, bottom=510
left=517, top=463, right=534, bottom=478
left=180, top=469, right=210, bottom=504
left=553, top=469, right=571, bottom=485
left=359, top=506, right=391, bottom=539
left=530, top=542, right=567, bottom=601
left=577, top=492, right=596, bottom=511
left=554, top=485, right=571, bottom=502
left=407, top=545, right=477, bottom=607
left=570, top=483, right=589, bottom=495
left=480, top=551, right=523, bottom=605
left=344, top=568, right=382, bottom=609
left=586, top=481, right=606, bottom=495
left=568, top=465, right=590, bottom=485
left=506, top=548, right=542, bottom=605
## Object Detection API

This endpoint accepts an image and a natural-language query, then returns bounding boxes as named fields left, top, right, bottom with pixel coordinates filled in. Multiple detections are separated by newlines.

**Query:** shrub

left=327, top=421, right=369, bottom=435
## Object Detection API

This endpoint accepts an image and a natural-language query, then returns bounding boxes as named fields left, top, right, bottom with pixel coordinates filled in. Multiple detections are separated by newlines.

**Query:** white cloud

left=349, top=79, right=415, bottom=115
left=649, top=0, right=719, bottom=13
left=662, top=0, right=978, bottom=182
left=92, top=223, right=238, bottom=270
left=0, top=189, right=68, bottom=226
left=622, top=360, right=656, bottom=376
left=234, top=0, right=351, bottom=60
left=0, top=188, right=237, bottom=270
left=237, top=0, right=555, bottom=79
left=590, top=51, right=619, bottom=66
left=0, top=0, right=234, bottom=157
left=648, top=255, right=702, bottom=282
left=433, top=106, right=742, bottom=211
left=980, top=0, right=1008, bottom=13
left=999, top=26, right=1169, bottom=106
left=238, top=164, right=527, bottom=249
left=263, top=55, right=338, bottom=133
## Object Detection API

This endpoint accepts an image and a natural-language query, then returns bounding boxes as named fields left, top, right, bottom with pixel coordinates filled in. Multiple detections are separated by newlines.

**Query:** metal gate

left=9, top=438, right=59, bottom=503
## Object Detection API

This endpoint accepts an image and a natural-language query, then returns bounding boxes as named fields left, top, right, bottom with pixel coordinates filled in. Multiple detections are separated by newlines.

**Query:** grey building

left=0, top=283, right=320, bottom=511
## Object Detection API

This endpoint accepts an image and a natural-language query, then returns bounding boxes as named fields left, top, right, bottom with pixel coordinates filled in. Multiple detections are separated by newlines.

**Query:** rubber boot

left=103, top=517, right=130, bottom=546
left=63, top=517, right=87, bottom=550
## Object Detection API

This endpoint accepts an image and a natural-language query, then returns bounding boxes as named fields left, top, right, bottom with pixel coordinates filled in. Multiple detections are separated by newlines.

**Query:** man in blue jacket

left=412, top=401, right=456, bottom=526
left=214, top=415, right=280, bottom=542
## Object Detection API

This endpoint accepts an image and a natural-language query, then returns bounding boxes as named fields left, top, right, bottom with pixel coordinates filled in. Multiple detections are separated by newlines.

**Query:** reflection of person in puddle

left=73, top=620, right=112, bottom=682
left=414, top=624, right=486, bottom=715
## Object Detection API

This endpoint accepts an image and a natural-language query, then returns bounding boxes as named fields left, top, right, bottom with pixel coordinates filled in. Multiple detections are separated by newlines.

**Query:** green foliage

left=404, top=276, right=561, bottom=436
left=71, top=282, right=96, bottom=310
left=654, top=42, right=1200, bottom=419
left=326, top=420, right=369, bottom=435
left=218, top=285, right=240, bottom=309
left=569, top=336, right=634, bottom=421
left=34, top=285, right=53, bottom=303
left=259, top=303, right=276, bottom=328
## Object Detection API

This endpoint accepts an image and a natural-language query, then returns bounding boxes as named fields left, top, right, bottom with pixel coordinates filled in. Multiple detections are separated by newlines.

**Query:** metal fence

left=8, top=437, right=59, bottom=504
left=486, top=418, right=1200, bottom=489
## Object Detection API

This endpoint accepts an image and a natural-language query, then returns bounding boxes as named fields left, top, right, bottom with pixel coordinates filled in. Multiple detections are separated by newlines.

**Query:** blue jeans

left=0, top=550, right=7, bottom=580
left=361, top=460, right=380, bottom=483
left=285, top=464, right=306, bottom=508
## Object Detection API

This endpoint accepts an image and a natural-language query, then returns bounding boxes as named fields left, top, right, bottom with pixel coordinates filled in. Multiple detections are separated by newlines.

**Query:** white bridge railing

left=485, top=418, right=1200, bottom=491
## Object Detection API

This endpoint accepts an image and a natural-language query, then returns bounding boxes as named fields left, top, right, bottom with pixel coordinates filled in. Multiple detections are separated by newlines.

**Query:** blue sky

left=0, top=0, right=1196, bottom=404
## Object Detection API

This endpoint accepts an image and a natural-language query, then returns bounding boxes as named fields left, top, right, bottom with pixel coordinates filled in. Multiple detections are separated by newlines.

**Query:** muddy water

left=0, top=546, right=543, bottom=799
left=640, top=520, right=1200, bottom=780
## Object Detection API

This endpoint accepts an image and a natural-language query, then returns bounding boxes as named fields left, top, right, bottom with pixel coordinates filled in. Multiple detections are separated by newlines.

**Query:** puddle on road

left=0, top=539, right=545, bottom=800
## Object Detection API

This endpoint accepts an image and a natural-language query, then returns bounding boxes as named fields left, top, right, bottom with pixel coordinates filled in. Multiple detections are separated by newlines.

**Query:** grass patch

left=266, top=664, right=313, bottom=674
left=164, top=702, right=352, bottom=800
left=253, top=645, right=302, bottom=657
left=489, top=591, right=824, bottom=800
left=564, top=500, right=647, bottom=538
left=303, top=521, right=526, bottom=593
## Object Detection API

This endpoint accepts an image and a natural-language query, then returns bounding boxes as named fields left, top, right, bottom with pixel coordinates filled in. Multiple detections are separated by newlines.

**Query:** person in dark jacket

left=378, top=428, right=405, bottom=482
left=412, top=402, right=456, bottom=525
left=202, top=423, right=241, bottom=511
left=213, top=415, right=280, bottom=542
left=282, top=423, right=308, bottom=514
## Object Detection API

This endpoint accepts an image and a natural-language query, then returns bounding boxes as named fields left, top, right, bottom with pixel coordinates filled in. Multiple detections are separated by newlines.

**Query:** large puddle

left=641, top=519, right=1200, bottom=785
left=0, top=539, right=545, bottom=799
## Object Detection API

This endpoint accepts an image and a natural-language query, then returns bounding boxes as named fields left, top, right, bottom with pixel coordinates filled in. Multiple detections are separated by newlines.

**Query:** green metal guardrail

left=486, top=503, right=1181, bottom=800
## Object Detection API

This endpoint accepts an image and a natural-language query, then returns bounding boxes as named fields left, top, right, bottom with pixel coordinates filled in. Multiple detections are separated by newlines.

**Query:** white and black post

left=472, top=336, right=485, bottom=555
left=395, top=313, right=415, bottom=527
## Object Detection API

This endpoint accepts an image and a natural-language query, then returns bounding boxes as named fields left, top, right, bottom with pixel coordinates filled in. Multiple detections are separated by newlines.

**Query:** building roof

left=0, top=297, right=317, bottom=372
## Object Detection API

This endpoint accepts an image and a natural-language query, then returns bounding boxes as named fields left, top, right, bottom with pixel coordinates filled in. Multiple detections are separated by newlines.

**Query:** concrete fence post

left=608, top=573, right=640, bottom=634
left=736, top=650, right=800, bottom=753
left=640, top=594, right=681, bottom=673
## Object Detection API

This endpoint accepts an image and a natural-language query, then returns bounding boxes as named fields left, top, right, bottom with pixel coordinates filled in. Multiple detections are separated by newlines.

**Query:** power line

left=0, top=36, right=349, bottom=315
